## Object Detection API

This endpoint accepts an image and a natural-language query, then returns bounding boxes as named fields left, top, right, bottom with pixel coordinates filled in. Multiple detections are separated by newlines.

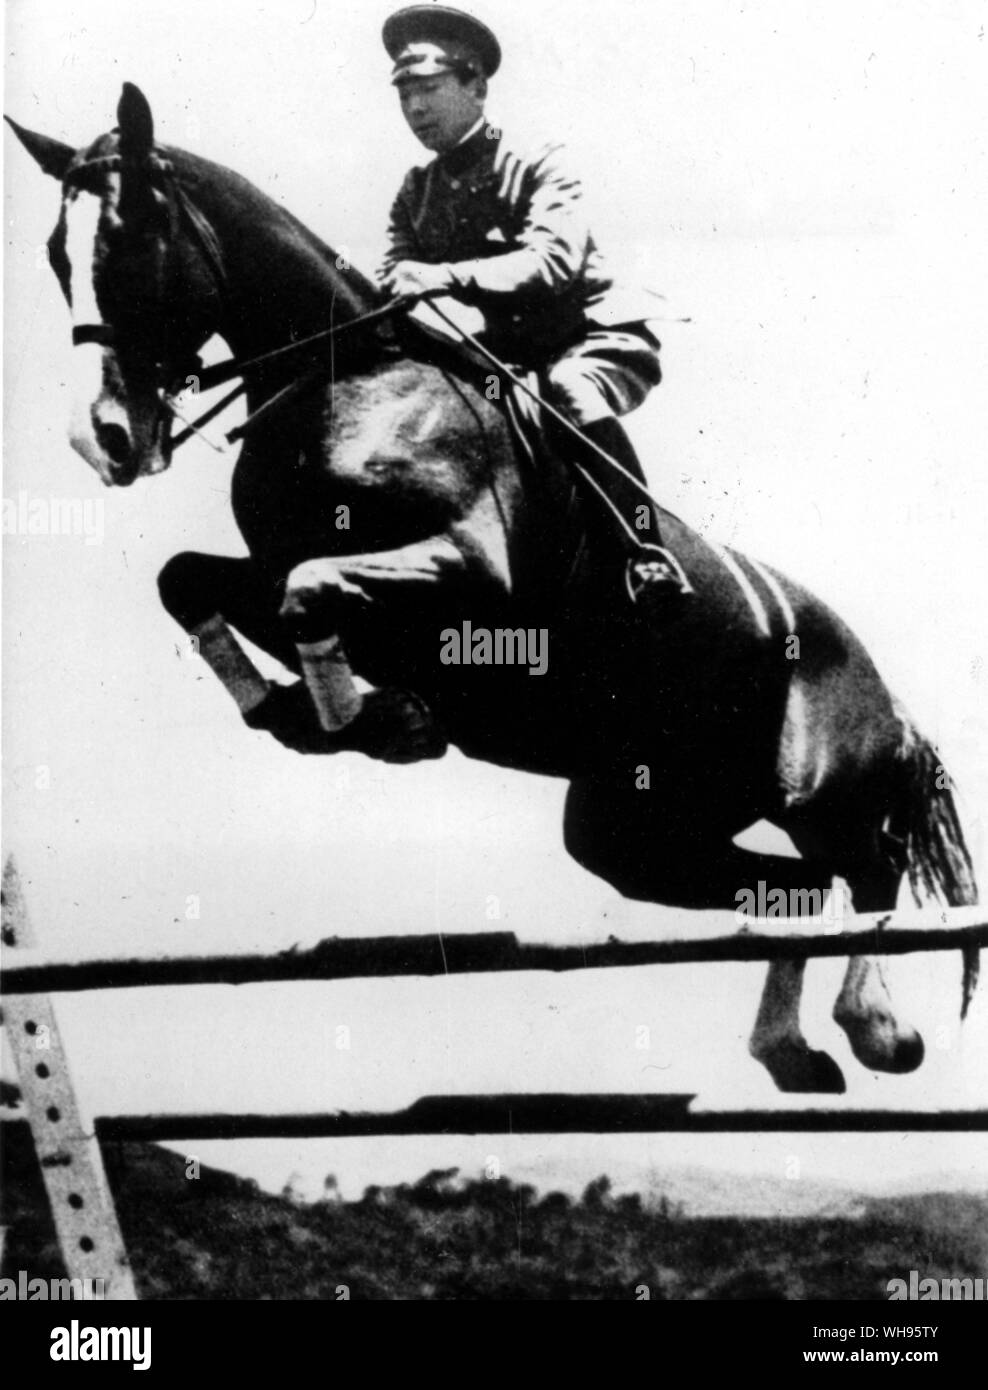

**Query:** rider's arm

left=445, top=144, right=591, bottom=301
left=378, top=173, right=420, bottom=283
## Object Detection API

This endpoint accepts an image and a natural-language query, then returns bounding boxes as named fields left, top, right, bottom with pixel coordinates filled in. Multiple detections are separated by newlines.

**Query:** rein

left=170, top=297, right=418, bottom=450
left=193, top=298, right=414, bottom=394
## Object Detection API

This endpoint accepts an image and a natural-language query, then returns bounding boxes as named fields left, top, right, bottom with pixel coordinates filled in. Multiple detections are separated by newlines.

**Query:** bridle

left=63, top=149, right=236, bottom=453
left=64, top=150, right=225, bottom=385
left=63, top=147, right=415, bottom=454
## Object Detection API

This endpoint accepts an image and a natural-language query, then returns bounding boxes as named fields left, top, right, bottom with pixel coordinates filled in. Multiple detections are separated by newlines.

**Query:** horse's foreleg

left=276, top=532, right=501, bottom=762
left=158, top=552, right=301, bottom=716
left=159, top=552, right=300, bottom=665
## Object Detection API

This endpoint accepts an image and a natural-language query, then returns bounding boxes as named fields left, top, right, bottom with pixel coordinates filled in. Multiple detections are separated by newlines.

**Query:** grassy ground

left=2, top=1124, right=985, bottom=1300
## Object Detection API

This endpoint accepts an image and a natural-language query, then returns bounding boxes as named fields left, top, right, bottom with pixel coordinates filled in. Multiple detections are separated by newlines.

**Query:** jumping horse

left=6, top=84, right=979, bottom=1093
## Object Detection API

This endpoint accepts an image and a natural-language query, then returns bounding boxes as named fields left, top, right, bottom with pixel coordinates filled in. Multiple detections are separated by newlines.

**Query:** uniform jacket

left=381, top=125, right=659, bottom=363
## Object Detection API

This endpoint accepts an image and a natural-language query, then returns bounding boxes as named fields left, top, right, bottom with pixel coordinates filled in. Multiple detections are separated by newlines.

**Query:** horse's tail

left=892, top=704, right=980, bottom=1017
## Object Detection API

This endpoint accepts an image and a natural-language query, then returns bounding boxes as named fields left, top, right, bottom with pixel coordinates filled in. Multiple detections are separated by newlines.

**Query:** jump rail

left=62, top=1097, right=988, bottom=1139
left=3, top=906, right=987, bottom=995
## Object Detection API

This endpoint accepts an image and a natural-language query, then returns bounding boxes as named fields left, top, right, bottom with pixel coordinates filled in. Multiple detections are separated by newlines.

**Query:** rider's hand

left=382, top=260, right=456, bottom=300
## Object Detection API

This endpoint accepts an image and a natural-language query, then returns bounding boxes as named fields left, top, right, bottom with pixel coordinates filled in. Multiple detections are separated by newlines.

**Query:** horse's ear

left=4, top=115, right=74, bottom=180
left=117, top=82, right=154, bottom=160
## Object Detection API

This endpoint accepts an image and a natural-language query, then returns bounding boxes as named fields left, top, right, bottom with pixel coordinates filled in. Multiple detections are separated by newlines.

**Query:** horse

left=6, top=82, right=979, bottom=1095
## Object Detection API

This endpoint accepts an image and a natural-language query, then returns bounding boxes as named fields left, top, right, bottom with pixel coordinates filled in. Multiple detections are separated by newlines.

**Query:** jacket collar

left=435, top=122, right=499, bottom=177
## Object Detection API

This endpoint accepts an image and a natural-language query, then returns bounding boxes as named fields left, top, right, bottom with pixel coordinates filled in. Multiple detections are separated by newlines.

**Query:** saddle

left=394, top=313, right=575, bottom=479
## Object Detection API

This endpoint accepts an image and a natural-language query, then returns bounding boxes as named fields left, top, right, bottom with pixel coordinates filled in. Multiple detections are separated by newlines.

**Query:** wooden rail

left=4, top=1094, right=986, bottom=1140
left=3, top=907, right=986, bottom=995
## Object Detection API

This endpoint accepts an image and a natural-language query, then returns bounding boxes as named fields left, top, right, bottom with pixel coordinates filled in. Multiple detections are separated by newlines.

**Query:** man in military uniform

left=378, top=4, right=690, bottom=598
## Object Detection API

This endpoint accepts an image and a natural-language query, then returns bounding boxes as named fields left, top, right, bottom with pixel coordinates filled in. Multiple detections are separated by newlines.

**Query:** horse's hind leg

left=772, top=637, right=926, bottom=1080
left=748, top=849, right=922, bottom=1089
left=749, top=959, right=846, bottom=1095
left=786, top=813, right=925, bottom=1077
left=562, top=779, right=846, bottom=1093
left=831, top=865, right=924, bottom=1074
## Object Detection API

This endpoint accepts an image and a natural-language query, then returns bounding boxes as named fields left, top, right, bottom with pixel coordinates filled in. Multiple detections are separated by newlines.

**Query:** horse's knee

left=280, top=556, right=367, bottom=636
left=157, top=551, right=213, bottom=627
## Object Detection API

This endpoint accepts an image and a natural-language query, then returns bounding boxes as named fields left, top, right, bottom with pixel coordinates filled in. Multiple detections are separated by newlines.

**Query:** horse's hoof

left=346, top=687, right=448, bottom=764
left=244, top=682, right=339, bottom=754
left=752, top=1038, right=847, bottom=1094
left=837, top=1018, right=925, bottom=1075
left=889, top=1030, right=925, bottom=1073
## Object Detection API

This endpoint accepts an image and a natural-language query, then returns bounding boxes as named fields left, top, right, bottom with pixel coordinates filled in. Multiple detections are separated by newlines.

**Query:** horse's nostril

left=95, top=422, right=132, bottom=466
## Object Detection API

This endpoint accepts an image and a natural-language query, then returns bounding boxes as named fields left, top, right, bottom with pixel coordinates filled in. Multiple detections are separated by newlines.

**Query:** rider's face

left=397, top=73, right=485, bottom=153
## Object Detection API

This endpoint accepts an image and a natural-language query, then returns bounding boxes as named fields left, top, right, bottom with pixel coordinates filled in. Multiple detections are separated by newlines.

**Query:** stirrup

left=625, top=544, right=694, bottom=603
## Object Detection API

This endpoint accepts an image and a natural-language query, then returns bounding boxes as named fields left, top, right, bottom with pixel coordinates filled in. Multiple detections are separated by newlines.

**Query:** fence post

left=1, top=858, right=137, bottom=1300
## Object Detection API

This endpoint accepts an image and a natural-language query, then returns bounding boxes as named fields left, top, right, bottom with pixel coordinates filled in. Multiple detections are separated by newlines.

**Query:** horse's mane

left=168, top=143, right=377, bottom=295
left=75, top=129, right=382, bottom=323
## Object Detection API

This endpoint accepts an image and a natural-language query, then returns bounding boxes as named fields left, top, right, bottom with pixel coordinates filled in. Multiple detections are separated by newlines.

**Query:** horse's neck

left=168, top=147, right=377, bottom=361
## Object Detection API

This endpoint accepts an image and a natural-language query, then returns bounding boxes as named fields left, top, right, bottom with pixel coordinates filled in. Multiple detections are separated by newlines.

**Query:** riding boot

left=570, top=416, right=693, bottom=601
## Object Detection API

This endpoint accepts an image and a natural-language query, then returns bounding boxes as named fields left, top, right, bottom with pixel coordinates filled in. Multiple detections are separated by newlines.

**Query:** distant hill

left=2, top=1122, right=985, bottom=1300
left=516, top=1154, right=869, bottom=1221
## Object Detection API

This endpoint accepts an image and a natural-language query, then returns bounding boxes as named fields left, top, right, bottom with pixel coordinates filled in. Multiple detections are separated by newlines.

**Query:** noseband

left=71, top=323, right=118, bottom=347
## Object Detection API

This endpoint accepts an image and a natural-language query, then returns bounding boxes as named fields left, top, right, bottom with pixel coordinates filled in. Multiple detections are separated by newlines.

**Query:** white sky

left=2, top=0, right=988, bottom=1203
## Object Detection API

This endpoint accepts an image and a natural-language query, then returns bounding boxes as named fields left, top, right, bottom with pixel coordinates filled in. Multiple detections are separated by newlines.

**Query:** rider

left=378, top=4, right=690, bottom=600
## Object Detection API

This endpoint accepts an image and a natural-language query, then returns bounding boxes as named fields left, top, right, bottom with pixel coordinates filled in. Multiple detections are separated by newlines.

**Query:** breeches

left=547, top=323, right=662, bottom=424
